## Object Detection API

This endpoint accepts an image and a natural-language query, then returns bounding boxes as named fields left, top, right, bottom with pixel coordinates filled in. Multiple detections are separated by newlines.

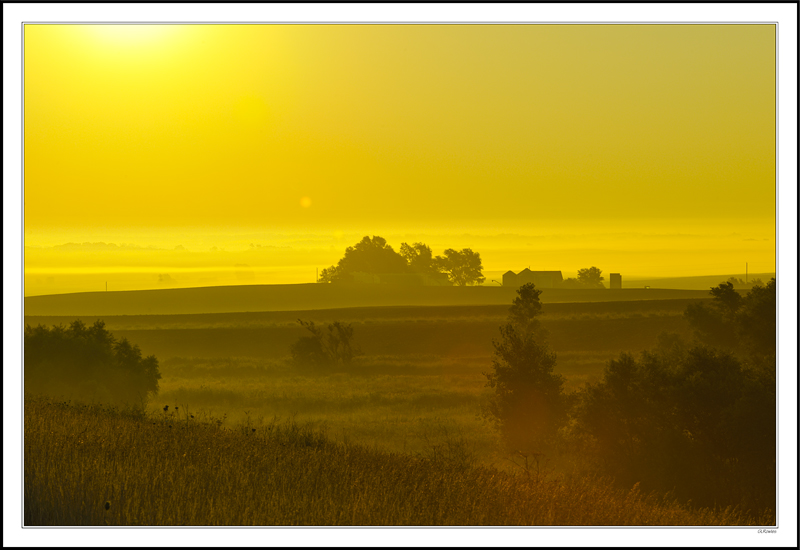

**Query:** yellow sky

left=23, top=24, right=776, bottom=293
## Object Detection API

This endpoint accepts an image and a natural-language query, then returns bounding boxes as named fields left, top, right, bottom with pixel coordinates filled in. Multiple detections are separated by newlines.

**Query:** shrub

left=574, top=341, right=775, bottom=511
left=24, top=320, right=161, bottom=407
left=289, top=319, right=360, bottom=371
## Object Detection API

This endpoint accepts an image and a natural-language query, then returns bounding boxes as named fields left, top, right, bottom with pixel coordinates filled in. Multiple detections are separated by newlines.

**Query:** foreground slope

left=24, top=398, right=771, bottom=526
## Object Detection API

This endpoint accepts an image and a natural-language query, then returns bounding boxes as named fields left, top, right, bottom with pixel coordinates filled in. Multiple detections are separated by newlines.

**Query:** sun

left=76, top=24, right=185, bottom=61
left=86, top=24, right=175, bottom=46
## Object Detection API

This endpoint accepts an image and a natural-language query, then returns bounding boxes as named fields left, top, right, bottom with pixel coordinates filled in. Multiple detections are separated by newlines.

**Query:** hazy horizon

left=23, top=24, right=776, bottom=295
left=25, top=218, right=775, bottom=295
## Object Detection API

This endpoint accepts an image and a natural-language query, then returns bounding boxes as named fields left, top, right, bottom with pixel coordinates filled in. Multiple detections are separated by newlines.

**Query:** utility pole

left=746, top=263, right=748, bottom=283
left=316, top=268, right=318, bottom=283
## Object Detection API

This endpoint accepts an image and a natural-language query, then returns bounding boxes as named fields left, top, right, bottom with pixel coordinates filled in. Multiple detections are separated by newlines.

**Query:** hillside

left=23, top=283, right=712, bottom=316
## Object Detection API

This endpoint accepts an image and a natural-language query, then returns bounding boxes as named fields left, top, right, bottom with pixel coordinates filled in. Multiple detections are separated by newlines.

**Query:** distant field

left=23, top=282, right=713, bottom=316
left=627, top=272, right=774, bottom=290
left=23, top=297, right=704, bottom=329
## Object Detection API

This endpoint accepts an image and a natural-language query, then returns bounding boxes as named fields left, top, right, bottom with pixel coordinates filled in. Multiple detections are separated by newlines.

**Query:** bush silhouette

left=24, top=320, right=161, bottom=407
left=290, top=319, right=360, bottom=371
left=575, top=340, right=775, bottom=510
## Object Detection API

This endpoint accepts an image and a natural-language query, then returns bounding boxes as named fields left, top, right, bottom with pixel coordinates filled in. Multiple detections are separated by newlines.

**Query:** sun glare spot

left=300, top=197, right=312, bottom=208
left=88, top=24, right=174, bottom=45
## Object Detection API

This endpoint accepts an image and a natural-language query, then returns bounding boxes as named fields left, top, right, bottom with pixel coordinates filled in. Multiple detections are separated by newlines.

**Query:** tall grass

left=24, top=397, right=772, bottom=526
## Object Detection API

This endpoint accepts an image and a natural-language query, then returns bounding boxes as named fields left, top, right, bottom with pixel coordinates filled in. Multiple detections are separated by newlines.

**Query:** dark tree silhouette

left=318, top=265, right=341, bottom=283
left=508, top=282, right=544, bottom=336
left=576, top=266, right=605, bottom=288
left=290, top=319, right=360, bottom=370
left=684, top=278, right=776, bottom=354
left=576, top=341, right=775, bottom=510
left=434, top=248, right=485, bottom=286
left=400, top=242, right=437, bottom=273
left=736, top=277, right=776, bottom=360
left=484, top=283, right=566, bottom=451
left=709, top=281, right=743, bottom=319
left=24, top=320, right=161, bottom=407
left=319, top=237, right=487, bottom=285
left=317, top=236, right=408, bottom=282
left=684, top=298, right=738, bottom=349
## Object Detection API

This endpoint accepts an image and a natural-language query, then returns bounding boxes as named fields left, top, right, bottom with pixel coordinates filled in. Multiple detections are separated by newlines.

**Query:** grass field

left=24, top=298, right=704, bottom=471
left=25, top=282, right=776, bottom=526
left=24, top=396, right=772, bottom=526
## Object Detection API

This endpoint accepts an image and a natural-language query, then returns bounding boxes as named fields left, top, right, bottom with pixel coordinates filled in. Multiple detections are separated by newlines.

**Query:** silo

left=610, top=273, right=622, bottom=289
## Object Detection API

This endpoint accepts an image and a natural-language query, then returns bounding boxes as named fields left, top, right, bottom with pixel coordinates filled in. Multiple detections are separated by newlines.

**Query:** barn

left=502, top=269, right=563, bottom=288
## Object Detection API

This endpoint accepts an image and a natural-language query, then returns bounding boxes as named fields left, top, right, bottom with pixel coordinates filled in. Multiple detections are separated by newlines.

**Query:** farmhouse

left=502, top=269, right=563, bottom=289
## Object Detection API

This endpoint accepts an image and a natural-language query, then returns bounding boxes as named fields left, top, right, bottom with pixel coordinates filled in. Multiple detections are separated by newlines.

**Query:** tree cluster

left=574, top=336, right=775, bottom=509
left=684, top=278, right=776, bottom=362
left=318, top=236, right=485, bottom=286
left=24, top=320, right=161, bottom=407
left=484, top=278, right=776, bottom=511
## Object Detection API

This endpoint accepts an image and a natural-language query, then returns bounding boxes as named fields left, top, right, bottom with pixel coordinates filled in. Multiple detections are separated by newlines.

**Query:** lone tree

left=576, top=266, right=605, bottom=288
left=507, top=281, right=544, bottom=336
left=484, top=283, right=567, bottom=451
left=434, top=248, right=486, bottom=286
